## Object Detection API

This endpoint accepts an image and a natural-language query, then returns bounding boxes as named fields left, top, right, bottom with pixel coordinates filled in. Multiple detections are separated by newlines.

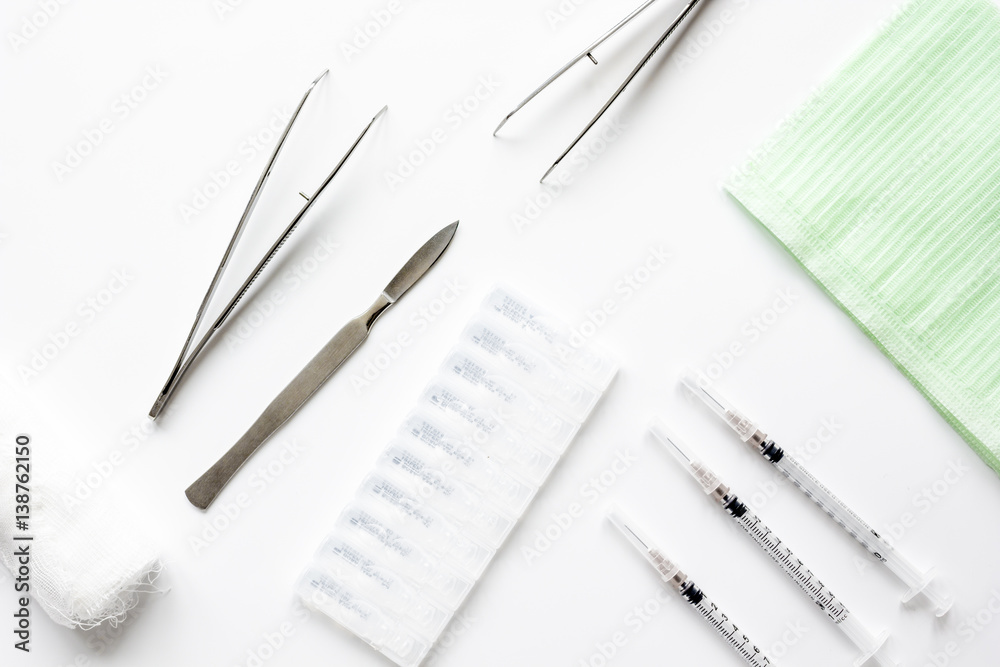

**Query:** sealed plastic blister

left=310, top=536, right=451, bottom=639
left=356, top=474, right=495, bottom=577
left=422, top=379, right=505, bottom=437
left=331, top=509, right=472, bottom=609
left=410, top=405, right=557, bottom=485
left=422, top=378, right=573, bottom=459
left=442, top=349, right=579, bottom=447
left=400, top=413, right=535, bottom=514
left=298, top=285, right=617, bottom=667
left=376, top=442, right=514, bottom=547
left=297, top=567, right=431, bottom=665
left=482, top=286, right=617, bottom=391
left=461, top=318, right=601, bottom=420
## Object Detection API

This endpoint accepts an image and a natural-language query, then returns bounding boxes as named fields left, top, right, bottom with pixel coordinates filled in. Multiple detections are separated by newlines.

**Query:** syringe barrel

left=730, top=500, right=849, bottom=624
left=689, top=591, right=774, bottom=667
left=771, top=453, right=888, bottom=560
left=773, top=452, right=951, bottom=615
left=733, top=500, right=896, bottom=665
left=682, top=371, right=952, bottom=617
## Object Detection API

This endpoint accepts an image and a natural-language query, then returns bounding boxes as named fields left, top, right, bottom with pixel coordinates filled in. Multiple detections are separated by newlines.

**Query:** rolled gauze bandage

left=0, top=382, right=162, bottom=629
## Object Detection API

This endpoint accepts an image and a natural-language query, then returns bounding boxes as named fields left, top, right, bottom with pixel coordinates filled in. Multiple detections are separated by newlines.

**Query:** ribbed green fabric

left=727, top=0, right=1000, bottom=474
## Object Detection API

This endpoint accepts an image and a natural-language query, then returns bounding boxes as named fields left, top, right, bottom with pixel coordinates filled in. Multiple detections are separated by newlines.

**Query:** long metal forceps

left=149, top=70, right=387, bottom=419
left=494, top=0, right=707, bottom=182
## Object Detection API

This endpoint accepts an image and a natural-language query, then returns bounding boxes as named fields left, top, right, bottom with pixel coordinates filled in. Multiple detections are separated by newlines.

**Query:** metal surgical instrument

left=185, top=221, right=459, bottom=510
left=149, top=70, right=387, bottom=419
left=494, top=0, right=708, bottom=182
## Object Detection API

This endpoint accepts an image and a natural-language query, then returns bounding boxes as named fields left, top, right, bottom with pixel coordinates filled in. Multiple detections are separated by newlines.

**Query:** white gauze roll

left=0, top=381, right=162, bottom=629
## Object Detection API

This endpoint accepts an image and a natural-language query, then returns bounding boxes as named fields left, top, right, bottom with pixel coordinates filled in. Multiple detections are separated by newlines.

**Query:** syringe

left=607, top=506, right=775, bottom=667
left=650, top=418, right=896, bottom=666
left=681, top=371, right=953, bottom=616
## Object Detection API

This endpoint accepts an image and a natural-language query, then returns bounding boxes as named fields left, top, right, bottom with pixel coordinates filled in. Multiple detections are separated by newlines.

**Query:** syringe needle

left=651, top=420, right=897, bottom=667
left=680, top=370, right=954, bottom=617
left=607, top=506, right=775, bottom=667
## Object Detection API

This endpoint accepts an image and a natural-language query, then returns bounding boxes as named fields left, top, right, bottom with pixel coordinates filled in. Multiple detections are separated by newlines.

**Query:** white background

left=2, top=0, right=1000, bottom=665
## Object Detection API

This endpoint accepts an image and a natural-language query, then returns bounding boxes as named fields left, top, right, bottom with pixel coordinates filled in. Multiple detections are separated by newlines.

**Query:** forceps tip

left=539, top=161, right=560, bottom=183
left=311, top=69, right=330, bottom=86
left=493, top=114, right=513, bottom=136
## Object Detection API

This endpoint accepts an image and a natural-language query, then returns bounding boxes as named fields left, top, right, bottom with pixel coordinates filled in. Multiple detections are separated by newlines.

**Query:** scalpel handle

left=184, top=310, right=379, bottom=510
left=185, top=414, right=274, bottom=510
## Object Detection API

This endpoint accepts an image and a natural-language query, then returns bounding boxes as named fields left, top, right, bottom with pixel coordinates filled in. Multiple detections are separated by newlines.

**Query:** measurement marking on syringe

left=680, top=372, right=954, bottom=615
left=778, top=465, right=887, bottom=561
left=694, top=598, right=771, bottom=666
left=609, top=507, right=774, bottom=667
left=701, top=608, right=750, bottom=650
left=736, top=510, right=847, bottom=622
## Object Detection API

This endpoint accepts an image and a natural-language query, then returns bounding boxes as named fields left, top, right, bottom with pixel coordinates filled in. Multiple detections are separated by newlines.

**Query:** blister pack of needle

left=295, top=285, right=617, bottom=666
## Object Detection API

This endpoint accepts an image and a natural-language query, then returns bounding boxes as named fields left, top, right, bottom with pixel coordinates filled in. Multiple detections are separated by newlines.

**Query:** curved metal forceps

left=494, top=0, right=708, bottom=182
